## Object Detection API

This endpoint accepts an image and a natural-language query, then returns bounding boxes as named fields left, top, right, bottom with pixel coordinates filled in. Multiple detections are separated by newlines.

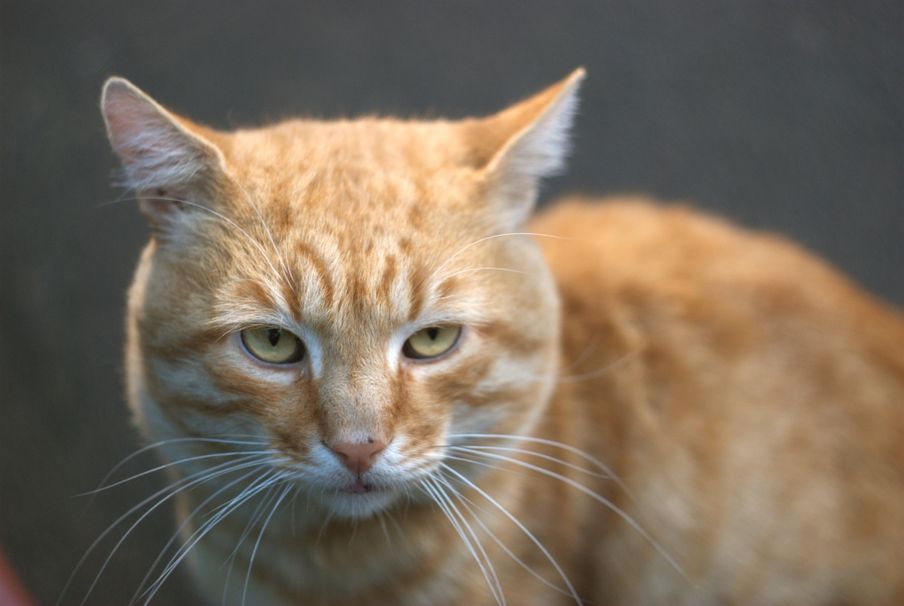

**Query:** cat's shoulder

left=531, top=196, right=904, bottom=343
left=532, top=195, right=808, bottom=271
left=531, top=196, right=821, bottom=290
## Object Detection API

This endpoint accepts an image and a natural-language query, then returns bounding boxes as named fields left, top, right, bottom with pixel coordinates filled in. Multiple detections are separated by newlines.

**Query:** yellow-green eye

left=403, top=326, right=462, bottom=360
left=240, top=327, right=305, bottom=364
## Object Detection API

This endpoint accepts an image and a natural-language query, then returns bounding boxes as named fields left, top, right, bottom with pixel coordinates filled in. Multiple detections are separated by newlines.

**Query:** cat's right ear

left=100, top=77, right=227, bottom=225
left=464, top=69, right=585, bottom=230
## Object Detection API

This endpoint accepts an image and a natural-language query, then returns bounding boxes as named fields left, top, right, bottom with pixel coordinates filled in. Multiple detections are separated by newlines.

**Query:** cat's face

left=106, top=71, right=582, bottom=518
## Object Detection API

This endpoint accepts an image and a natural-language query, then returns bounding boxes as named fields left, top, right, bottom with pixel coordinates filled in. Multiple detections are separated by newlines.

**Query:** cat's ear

left=466, top=68, right=585, bottom=228
left=100, top=77, right=227, bottom=224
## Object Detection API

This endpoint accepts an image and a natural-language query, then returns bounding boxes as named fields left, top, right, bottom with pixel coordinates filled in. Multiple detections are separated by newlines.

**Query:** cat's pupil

left=426, top=327, right=439, bottom=341
left=267, top=328, right=281, bottom=347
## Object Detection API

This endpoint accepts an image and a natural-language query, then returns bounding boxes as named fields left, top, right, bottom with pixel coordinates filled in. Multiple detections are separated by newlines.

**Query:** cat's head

left=102, top=70, right=584, bottom=518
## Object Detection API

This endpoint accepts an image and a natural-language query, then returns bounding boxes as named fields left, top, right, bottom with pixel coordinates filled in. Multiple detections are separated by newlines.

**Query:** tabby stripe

left=295, top=241, right=334, bottom=308
left=408, top=265, right=429, bottom=321
left=379, top=254, right=398, bottom=301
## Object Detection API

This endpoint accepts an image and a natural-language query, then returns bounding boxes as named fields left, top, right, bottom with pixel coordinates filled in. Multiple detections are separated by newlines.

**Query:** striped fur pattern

left=95, top=71, right=904, bottom=605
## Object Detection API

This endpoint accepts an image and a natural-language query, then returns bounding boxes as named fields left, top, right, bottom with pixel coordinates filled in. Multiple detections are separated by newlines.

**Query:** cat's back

left=531, top=197, right=904, bottom=604
left=533, top=196, right=904, bottom=377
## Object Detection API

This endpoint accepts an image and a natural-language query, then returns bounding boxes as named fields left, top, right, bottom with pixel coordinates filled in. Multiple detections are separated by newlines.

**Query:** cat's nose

left=327, top=439, right=387, bottom=475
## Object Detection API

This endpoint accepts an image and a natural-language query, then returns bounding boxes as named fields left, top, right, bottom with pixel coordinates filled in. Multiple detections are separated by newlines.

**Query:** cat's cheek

left=448, top=402, right=511, bottom=436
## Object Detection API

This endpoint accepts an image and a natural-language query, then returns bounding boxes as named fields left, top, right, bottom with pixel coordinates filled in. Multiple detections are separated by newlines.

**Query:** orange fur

left=100, top=71, right=904, bottom=605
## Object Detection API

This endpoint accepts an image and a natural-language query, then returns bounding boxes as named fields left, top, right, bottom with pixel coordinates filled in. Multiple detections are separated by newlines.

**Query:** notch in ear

left=100, top=77, right=227, bottom=224
left=465, top=68, right=585, bottom=228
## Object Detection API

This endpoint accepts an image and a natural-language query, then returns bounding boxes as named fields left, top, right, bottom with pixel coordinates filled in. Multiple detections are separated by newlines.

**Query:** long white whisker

left=447, top=445, right=612, bottom=479
left=433, top=266, right=530, bottom=285
left=316, top=508, right=335, bottom=544
left=141, top=470, right=285, bottom=603
left=235, top=183, right=297, bottom=300
left=290, top=485, right=303, bottom=537
left=447, top=449, right=685, bottom=580
left=56, top=457, right=272, bottom=605
left=435, top=472, right=574, bottom=599
left=445, top=433, right=623, bottom=489
left=440, top=463, right=583, bottom=604
left=527, top=348, right=644, bottom=386
left=428, top=477, right=504, bottom=605
left=79, top=450, right=277, bottom=496
left=82, top=436, right=270, bottom=504
left=130, top=464, right=272, bottom=605
left=79, top=458, right=266, bottom=604
left=376, top=511, right=392, bottom=547
left=110, top=195, right=286, bottom=288
left=220, top=481, right=283, bottom=606
left=138, top=470, right=291, bottom=605
left=241, top=482, right=293, bottom=606
left=419, top=479, right=502, bottom=606
left=421, top=232, right=571, bottom=292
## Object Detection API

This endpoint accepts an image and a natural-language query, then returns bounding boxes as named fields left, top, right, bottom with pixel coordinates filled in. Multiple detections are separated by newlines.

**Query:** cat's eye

left=240, top=327, right=306, bottom=364
left=403, top=326, right=462, bottom=360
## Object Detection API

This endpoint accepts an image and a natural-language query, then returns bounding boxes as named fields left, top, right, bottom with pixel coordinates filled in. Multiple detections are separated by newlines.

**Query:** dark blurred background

left=1, top=1, right=902, bottom=603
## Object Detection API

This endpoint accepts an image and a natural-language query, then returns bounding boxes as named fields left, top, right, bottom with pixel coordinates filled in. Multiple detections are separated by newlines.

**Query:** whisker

left=220, top=482, right=283, bottom=606
left=440, top=463, right=583, bottom=604
left=82, top=436, right=270, bottom=505
left=235, top=182, right=297, bottom=300
left=67, top=454, right=273, bottom=606
left=100, top=195, right=286, bottom=288
left=241, top=482, right=293, bottom=606
left=348, top=517, right=360, bottom=546
left=436, top=472, right=575, bottom=599
left=79, top=449, right=277, bottom=496
left=316, top=509, right=335, bottom=544
left=137, top=470, right=291, bottom=605
left=435, top=266, right=530, bottom=283
left=290, top=485, right=302, bottom=537
left=419, top=479, right=503, bottom=606
left=445, top=450, right=686, bottom=580
left=61, top=455, right=264, bottom=604
left=419, top=231, right=572, bottom=294
left=530, top=348, right=644, bottom=386
left=429, top=477, right=505, bottom=605
left=131, top=464, right=274, bottom=605
left=447, top=445, right=612, bottom=479
left=376, top=511, right=393, bottom=547
left=428, top=480, right=506, bottom=606
left=444, top=433, right=623, bottom=488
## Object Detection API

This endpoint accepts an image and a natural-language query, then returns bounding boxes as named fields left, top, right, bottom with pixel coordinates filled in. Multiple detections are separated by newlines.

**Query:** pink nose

left=328, top=439, right=387, bottom=474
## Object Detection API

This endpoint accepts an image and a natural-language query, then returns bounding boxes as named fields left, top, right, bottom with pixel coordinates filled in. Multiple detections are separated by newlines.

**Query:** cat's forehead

left=208, top=122, right=496, bottom=331
left=228, top=120, right=470, bottom=182
left=225, top=119, right=482, bottom=231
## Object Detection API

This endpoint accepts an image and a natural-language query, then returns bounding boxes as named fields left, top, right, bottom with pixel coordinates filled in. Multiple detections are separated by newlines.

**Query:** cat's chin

left=322, top=485, right=401, bottom=519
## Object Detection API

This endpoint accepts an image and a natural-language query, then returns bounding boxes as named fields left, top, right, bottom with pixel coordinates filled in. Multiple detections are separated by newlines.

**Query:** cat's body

left=535, top=200, right=904, bottom=604
left=99, top=71, right=904, bottom=605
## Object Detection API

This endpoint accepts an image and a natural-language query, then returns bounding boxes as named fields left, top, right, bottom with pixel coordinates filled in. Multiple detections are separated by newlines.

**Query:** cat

left=92, top=68, right=904, bottom=605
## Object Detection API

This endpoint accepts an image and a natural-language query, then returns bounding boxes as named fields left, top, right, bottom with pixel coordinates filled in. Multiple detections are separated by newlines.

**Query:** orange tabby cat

left=96, top=69, right=904, bottom=605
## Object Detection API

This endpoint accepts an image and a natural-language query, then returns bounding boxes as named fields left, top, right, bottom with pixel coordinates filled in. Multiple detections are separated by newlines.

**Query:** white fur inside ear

left=495, top=81, right=582, bottom=182
left=101, top=78, right=217, bottom=192
left=484, top=70, right=584, bottom=227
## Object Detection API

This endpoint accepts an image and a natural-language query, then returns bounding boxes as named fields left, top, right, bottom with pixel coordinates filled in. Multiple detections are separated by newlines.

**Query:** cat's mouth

left=326, top=480, right=399, bottom=518
left=342, top=479, right=381, bottom=494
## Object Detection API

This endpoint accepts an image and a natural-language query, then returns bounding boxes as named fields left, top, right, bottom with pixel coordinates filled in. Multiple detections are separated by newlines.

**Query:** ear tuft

left=100, top=77, right=223, bottom=192
left=467, top=68, right=586, bottom=228
left=486, top=67, right=585, bottom=181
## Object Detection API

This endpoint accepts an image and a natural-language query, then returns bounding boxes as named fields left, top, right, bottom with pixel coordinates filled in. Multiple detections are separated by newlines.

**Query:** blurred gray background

left=1, top=1, right=901, bottom=603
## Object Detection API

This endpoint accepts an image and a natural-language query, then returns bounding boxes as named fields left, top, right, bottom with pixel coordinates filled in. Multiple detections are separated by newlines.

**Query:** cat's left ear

left=100, top=77, right=228, bottom=225
left=466, top=68, right=585, bottom=228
